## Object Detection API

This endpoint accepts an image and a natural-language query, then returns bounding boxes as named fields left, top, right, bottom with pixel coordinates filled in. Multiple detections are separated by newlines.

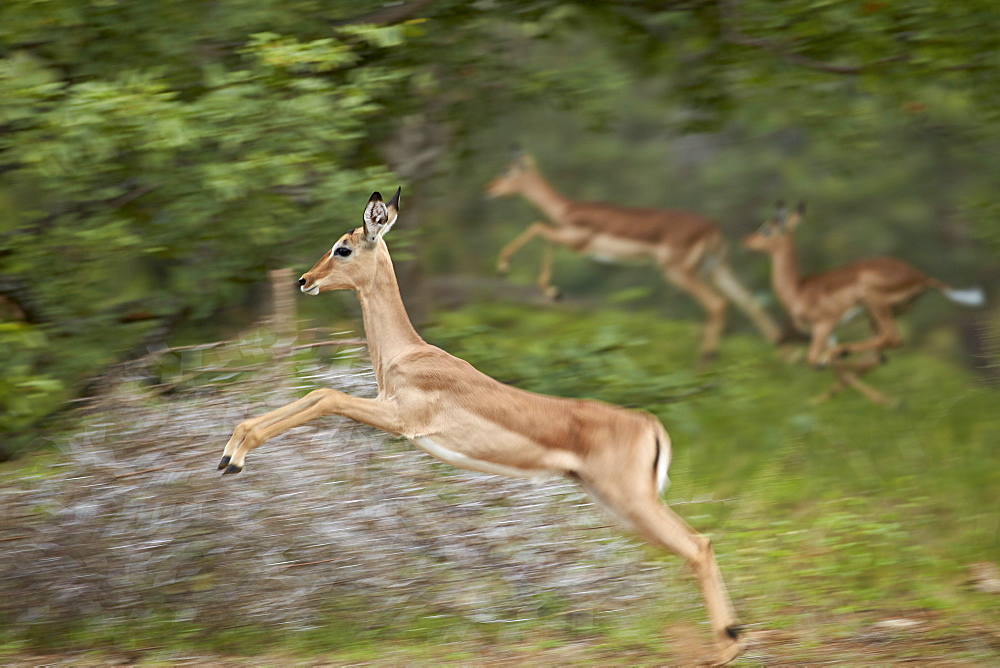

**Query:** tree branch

left=4, top=181, right=160, bottom=242
left=336, top=0, right=437, bottom=26
left=718, top=0, right=907, bottom=75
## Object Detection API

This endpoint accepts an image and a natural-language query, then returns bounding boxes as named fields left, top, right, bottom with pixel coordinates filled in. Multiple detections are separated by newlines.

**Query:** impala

left=745, top=201, right=984, bottom=403
left=218, top=188, right=745, bottom=664
left=485, top=151, right=782, bottom=359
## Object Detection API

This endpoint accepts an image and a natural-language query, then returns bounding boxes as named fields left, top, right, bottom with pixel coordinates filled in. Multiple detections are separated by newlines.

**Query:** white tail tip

left=943, top=286, right=985, bottom=307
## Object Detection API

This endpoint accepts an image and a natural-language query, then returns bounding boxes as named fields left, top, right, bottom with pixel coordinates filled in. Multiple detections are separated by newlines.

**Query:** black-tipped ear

left=363, top=188, right=399, bottom=243
left=774, top=199, right=788, bottom=224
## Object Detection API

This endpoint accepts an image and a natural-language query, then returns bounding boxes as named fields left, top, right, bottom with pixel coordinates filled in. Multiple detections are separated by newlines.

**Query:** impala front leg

left=218, top=389, right=402, bottom=474
left=807, top=320, right=838, bottom=368
left=828, top=305, right=901, bottom=360
left=496, top=221, right=551, bottom=274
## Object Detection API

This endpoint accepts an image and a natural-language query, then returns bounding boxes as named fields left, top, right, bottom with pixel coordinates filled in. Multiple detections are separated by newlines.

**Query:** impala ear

left=786, top=201, right=806, bottom=229
left=774, top=200, right=788, bottom=226
left=362, top=187, right=401, bottom=243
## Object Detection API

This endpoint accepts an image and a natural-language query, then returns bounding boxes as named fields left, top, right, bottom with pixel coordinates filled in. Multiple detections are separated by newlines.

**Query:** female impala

left=745, top=201, right=984, bottom=402
left=485, top=151, right=782, bottom=359
left=219, top=188, right=745, bottom=664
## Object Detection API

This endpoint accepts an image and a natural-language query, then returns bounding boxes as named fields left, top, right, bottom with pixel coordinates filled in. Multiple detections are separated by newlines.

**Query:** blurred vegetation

left=2, top=0, right=999, bottom=453
left=0, top=308, right=997, bottom=663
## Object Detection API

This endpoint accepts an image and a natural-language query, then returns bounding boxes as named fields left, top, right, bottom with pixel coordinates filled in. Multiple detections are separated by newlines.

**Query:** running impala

left=218, top=188, right=745, bottom=664
left=486, top=151, right=782, bottom=359
left=745, top=201, right=984, bottom=403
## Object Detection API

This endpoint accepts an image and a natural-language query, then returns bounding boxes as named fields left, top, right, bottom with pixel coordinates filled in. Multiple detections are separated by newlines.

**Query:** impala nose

left=298, top=277, right=306, bottom=286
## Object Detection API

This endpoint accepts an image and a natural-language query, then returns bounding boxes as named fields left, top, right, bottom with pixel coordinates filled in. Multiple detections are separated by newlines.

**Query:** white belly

left=587, top=234, right=654, bottom=261
left=408, top=435, right=558, bottom=481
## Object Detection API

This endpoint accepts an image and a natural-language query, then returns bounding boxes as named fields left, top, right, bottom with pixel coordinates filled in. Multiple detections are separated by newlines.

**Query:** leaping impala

left=218, top=188, right=745, bottom=664
left=744, top=201, right=985, bottom=404
left=485, top=151, right=782, bottom=359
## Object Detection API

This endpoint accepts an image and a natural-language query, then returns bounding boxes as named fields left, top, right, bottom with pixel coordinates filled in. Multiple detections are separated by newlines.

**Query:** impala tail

left=941, top=286, right=985, bottom=307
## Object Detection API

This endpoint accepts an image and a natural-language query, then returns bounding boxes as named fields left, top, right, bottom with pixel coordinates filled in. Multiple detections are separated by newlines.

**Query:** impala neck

left=519, top=168, right=571, bottom=222
left=354, top=249, right=423, bottom=387
left=768, top=235, right=803, bottom=310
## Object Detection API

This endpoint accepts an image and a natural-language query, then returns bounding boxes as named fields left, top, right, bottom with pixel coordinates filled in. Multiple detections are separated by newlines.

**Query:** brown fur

left=219, top=189, right=745, bottom=664
left=744, top=205, right=968, bottom=404
left=486, top=153, right=781, bottom=357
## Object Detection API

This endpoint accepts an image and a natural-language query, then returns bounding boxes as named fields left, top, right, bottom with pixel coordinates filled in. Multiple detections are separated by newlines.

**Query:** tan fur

left=744, top=204, right=956, bottom=404
left=219, top=189, right=744, bottom=664
left=486, top=153, right=781, bottom=357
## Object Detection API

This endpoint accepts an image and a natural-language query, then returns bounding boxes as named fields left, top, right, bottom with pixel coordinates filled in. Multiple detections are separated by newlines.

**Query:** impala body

left=745, top=202, right=984, bottom=402
left=218, top=188, right=744, bottom=664
left=486, top=152, right=781, bottom=359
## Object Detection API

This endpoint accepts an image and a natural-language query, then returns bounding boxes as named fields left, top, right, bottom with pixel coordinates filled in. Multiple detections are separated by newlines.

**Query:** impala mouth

left=301, top=285, right=320, bottom=296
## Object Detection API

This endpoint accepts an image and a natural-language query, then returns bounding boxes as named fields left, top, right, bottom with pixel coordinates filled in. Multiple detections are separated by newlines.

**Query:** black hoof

left=222, top=464, right=243, bottom=475
left=217, top=456, right=231, bottom=470
left=725, top=624, right=744, bottom=639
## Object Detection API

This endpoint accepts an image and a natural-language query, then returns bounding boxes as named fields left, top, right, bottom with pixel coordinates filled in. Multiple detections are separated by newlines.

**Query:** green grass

left=2, top=300, right=997, bottom=664
left=422, top=301, right=1000, bottom=658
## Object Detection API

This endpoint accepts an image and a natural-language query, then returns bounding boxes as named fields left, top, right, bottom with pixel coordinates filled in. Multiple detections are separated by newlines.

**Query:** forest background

left=1, top=0, right=998, bottom=663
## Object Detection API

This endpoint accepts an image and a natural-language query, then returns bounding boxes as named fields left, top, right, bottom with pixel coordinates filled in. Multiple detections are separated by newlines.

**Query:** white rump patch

left=943, top=286, right=985, bottom=307
left=655, top=434, right=671, bottom=494
left=409, top=435, right=557, bottom=481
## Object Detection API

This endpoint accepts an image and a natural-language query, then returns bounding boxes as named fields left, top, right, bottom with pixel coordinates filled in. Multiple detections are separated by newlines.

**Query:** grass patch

left=1, top=300, right=996, bottom=664
left=425, top=301, right=1000, bottom=648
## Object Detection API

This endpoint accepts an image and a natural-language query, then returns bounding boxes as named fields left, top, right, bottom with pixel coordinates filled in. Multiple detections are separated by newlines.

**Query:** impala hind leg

left=630, top=502, right=743, bottom=664
left=537, top=242, right=561, bottom=300
left=832, top=355, right=894, bottom=406
left=827, top=304, right=901, bottom=360
left=578, top=474, right=743, bottom=664
left=662, top=264, right=728, bottom=361
left=812, top=354, right=892, bottom=406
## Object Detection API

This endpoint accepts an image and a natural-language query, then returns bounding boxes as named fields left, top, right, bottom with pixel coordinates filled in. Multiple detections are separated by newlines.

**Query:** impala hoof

left=222, top=464, right=243, bottom=475
left=218, top=456, right=231, bottom=470
left=710, top=637, right=745, bottom=666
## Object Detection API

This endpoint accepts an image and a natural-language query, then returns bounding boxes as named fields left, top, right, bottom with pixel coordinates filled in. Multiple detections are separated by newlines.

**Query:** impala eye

left=334, top=246, right=352, bottom=257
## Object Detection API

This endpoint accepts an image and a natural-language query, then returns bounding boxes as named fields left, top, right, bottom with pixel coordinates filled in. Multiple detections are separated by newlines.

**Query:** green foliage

left=425, top=304, right=709, bottom=408
left=428, top=301, right=999, bottom=645
left=0, top=323, right=64, bottom=434
left=0, top=6, right=409, bottom=432
left=2, top=0, right=998, bottom=454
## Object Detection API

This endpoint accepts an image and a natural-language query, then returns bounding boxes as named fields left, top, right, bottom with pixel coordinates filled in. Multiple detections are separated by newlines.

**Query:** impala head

left=743, top=200, right=806, bottom=253
left=298, top=187, right=401, bottom=295
left=485, top=149, right=538, bottom=198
